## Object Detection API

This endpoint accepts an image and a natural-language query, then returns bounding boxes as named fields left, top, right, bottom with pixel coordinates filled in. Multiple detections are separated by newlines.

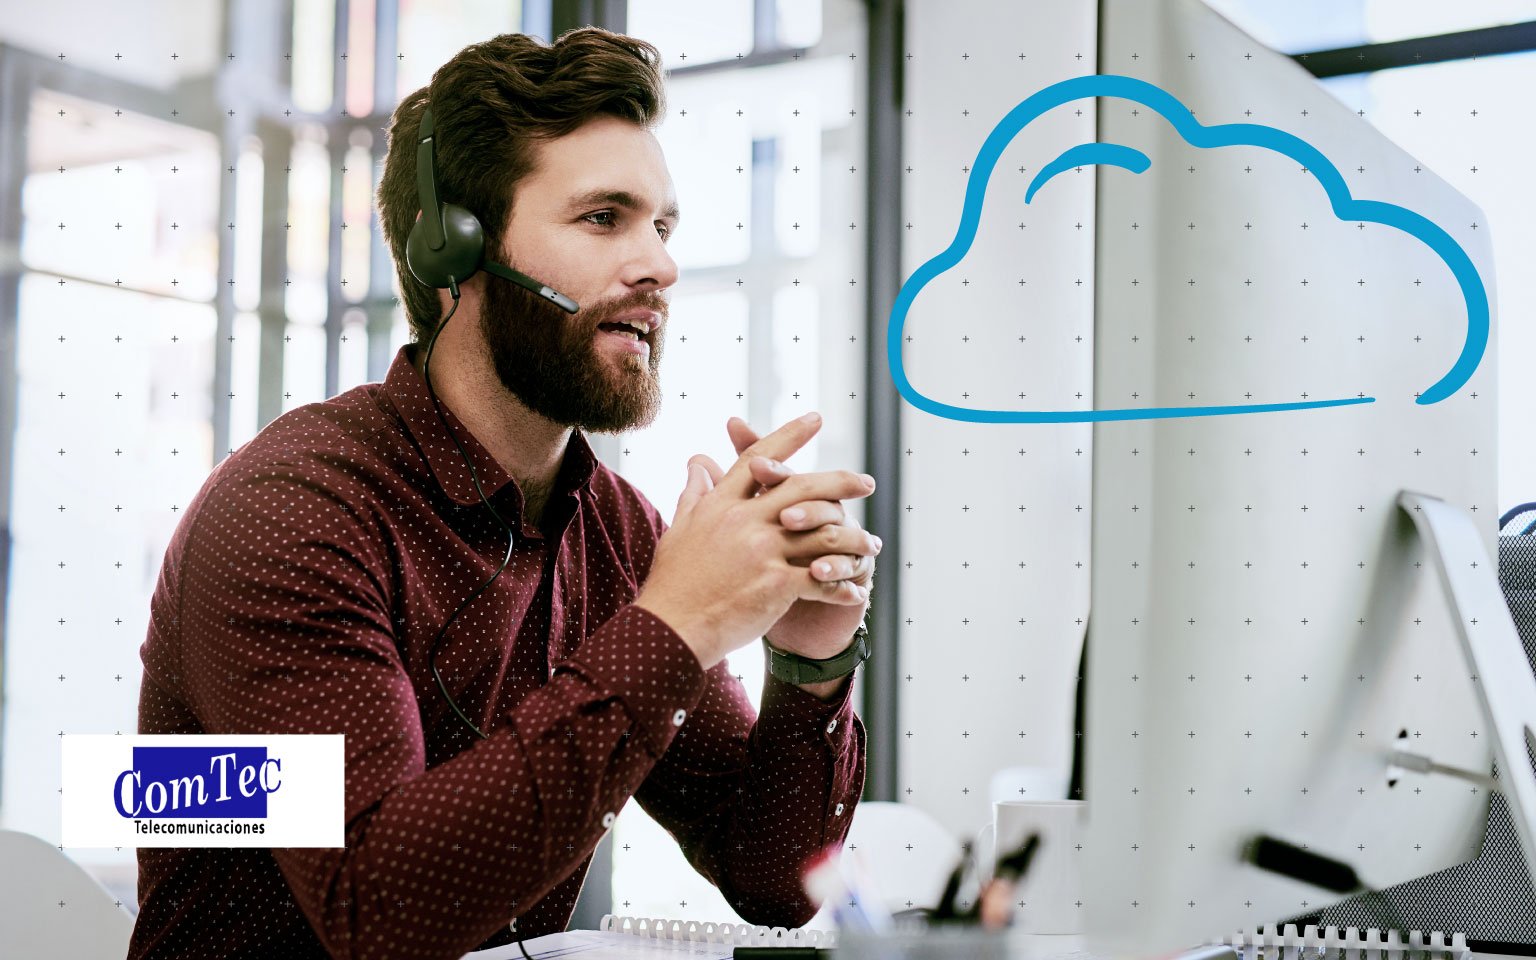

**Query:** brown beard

left=477, top=267, right=667, bottom=435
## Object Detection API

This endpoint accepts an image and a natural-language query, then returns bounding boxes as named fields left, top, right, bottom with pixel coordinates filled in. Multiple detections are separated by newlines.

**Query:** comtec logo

left=115, top=747, right=281, bottom=819
left=63, top=734, right=343, bottom=848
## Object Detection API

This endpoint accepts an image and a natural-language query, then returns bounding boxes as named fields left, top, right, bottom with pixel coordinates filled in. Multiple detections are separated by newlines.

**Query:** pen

left=804, top=849, right=890, bottom=931
left=931, top=841, right=975, bottom=922
left=994, top=832, right=1042, bottom=886
left=966, top=832, right=1041, bottom=928
left=841, top=847, right=894, bottom=930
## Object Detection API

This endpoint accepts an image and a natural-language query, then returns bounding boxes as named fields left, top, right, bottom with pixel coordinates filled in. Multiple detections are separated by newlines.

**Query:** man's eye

left=585, top=211, right=672, bottom=241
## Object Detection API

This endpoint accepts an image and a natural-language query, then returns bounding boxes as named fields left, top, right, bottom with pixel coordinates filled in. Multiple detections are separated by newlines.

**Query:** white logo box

left=62, top=734, right=345, bottom=848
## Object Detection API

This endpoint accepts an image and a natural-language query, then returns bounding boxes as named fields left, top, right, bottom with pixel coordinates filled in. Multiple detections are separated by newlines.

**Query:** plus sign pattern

left=898, top=0, right=1513, bottom=948
left=8, top=0, right=1536, bottom=949
left=1082, top=1, right=1496, bottom=940
left=1305, top=529, right=1536, bottom=945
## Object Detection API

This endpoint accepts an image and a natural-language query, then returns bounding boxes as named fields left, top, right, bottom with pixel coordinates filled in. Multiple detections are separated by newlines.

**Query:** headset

left=406, top=102, right=581, bottom=745
left=407, top=105, right=580, bottom=312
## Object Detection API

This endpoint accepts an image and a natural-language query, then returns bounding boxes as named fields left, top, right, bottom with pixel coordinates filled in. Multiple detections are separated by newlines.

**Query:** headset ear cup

left=406, top=203, right=486, bottom=289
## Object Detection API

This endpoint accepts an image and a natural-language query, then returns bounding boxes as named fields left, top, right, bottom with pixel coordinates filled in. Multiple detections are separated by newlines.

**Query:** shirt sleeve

left=170, top=468, right=710, bottom=960
left=631, top=512, right=867, bottom=927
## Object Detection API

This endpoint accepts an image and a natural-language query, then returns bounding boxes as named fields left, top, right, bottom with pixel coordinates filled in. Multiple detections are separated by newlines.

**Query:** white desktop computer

left=1079, top=0, right=1527, bottom=954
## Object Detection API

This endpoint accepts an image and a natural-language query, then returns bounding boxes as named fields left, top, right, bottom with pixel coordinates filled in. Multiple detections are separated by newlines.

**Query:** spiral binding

left=596, top=915, right=1468, bottom=958
left=1211, top=923, right=1470, bottom=960
left=599, top=914, right=838, bottom=948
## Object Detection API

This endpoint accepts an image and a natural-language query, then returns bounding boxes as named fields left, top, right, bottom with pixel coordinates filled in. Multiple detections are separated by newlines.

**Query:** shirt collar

left=383, top=343, right=599, bottom=510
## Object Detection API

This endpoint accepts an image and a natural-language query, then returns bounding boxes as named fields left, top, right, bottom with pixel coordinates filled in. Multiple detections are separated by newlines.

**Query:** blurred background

left=0, top=0, right=1533, bottom=932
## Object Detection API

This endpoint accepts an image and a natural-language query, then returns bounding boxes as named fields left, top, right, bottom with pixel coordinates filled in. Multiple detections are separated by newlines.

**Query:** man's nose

left=627, top=231, right=678, bottom=291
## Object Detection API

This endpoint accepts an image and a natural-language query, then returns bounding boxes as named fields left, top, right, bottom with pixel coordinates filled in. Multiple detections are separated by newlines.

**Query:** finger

left=845, top=554, right=877, bottom=587
left=674, top=462, right=708, bottom=519
left=717, top=412, right=823, bottom=500
left=799, top=548, right=876, bottom=582
left=689, top=454, right=726, bottom=486
left=781, top=523, right=881, bottom=565
left=808, top=555, right=863, bottom=582
left=756, top=469, right=875, bottom=515
left=726, top=416, right=760, bottom=457
left=829, top=555, right=876, bottom=593
left=778, top=499, right=847, bottom=531
left=748, top=456, right=792, bottom=492
left=793, top=567, right=870, bottom=605
left=787, top=551, right=875, bottom=581
left=736, top=418, right=807, bottom=497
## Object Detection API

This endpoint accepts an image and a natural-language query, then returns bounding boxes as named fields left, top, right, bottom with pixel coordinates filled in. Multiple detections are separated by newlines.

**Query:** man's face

left=476, top=115, right=680, bottom=435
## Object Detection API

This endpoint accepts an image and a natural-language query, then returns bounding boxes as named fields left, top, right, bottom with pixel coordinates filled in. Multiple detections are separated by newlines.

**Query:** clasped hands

left=686, top=414, right=880, bottom=662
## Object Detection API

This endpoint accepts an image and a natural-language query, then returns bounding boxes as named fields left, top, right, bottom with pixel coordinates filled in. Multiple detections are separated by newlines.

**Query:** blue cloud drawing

left=887, top=74, right=1491, bottom=423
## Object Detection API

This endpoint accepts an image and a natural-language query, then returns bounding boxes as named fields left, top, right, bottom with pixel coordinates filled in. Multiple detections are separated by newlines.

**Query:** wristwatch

left=763, top=621, right=871, bottom=685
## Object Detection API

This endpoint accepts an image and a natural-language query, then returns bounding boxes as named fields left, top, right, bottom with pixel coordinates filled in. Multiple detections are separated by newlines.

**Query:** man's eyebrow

left=566, top=188, right=681, bottom=223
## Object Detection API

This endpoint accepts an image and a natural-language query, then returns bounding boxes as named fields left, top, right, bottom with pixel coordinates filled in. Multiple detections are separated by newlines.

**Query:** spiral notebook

left=465, top=916, right=1474, bottom=960
left=1212, top=924, right=1471, bottom=960
left=463, top=915, right=836, bottom=959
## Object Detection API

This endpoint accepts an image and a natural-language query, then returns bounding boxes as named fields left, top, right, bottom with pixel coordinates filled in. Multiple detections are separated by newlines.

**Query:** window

left=1204, top=2, right=1536, bottom=510
left=0, top=0, right=524, bottom=910
left=1312, top=51, right=1536, bottom=512
left=0, top=0, right=868, bottom=924
left=607, top=0, right=869, bottom=926
left=1203, top=0, right=1536, bottom=54
left=2, top=86, right=226, bottom=904
left=1205, top=0, right=1536, bottom=512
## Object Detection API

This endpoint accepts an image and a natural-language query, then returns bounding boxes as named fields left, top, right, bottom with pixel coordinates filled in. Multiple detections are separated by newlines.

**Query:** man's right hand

left=632, top=412, right=876, bottom=670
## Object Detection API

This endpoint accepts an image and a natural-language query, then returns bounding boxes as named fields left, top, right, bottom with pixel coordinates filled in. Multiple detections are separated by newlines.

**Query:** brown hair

left=377, top=27, right=668, bottom=343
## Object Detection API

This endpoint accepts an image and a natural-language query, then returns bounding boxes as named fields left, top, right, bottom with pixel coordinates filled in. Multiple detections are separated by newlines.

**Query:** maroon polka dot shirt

left=128, top=343, right=866, bottom=959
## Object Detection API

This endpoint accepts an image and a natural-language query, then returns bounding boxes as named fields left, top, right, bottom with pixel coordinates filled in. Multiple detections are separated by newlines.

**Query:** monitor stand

left=1390, top=490, right=1536, bottom=886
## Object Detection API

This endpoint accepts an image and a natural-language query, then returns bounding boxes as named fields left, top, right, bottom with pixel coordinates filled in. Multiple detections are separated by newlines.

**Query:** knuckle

left=747, top=438, right=785, bottom=462
left=747, top=527, right=778, bottom=556
left=779, top=565, right=803, bottom=594
left=722, top=502, right=750, bottom=527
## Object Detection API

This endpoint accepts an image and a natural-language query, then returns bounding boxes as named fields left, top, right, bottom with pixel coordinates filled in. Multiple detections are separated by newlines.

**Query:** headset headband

left=415, top=104, right=447, bottom=252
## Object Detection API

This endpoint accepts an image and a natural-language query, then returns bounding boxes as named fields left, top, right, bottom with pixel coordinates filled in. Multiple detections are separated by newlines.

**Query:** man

left=128, top=27, right=880, bottom=960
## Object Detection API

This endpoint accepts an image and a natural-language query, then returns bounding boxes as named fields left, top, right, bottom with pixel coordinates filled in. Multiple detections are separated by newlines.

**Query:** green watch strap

left=762, top=622, right=871, bottom=685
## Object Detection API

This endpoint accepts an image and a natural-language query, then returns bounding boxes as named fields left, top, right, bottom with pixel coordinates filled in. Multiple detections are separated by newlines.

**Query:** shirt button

left=834, top=803, right=845, bottom=816
left=672, top=708, right=687, bottom=726
left=825, top=719, right=838, bottom=734
left=602, top=812, right=616, bottom=828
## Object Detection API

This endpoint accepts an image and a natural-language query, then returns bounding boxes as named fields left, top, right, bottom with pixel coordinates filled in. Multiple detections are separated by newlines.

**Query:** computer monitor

left=1081, top=0, right=1506, bottom=951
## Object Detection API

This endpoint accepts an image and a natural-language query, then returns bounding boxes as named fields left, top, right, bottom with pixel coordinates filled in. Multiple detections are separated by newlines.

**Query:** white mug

left=975, top=799, right=1086, bottom=934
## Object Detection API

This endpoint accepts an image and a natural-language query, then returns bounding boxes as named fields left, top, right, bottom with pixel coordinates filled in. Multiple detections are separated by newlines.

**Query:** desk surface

left=466, top=931, right=1532, bottom=960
